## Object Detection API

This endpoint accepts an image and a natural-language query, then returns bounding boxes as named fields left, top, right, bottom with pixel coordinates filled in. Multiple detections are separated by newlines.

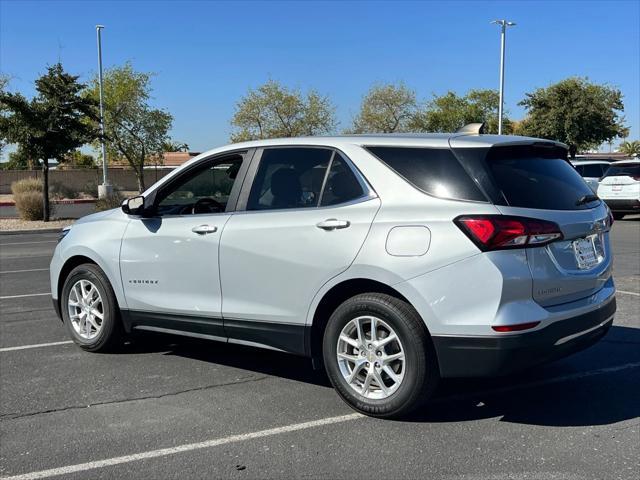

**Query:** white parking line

left=0, top=293, right=51, bottom=300
left=617, top=289, right=640, bottom=297
left=0, top=413, right=364, bottom=480
left=0, top=341, right=73, bottom=353
left=0, top=255, right=52, bottom=260
left=0, top=268, right=49, bottom=274
left=2, top=361, right=639, bottom=480
left=0, top=340, right=73, bottom=353
left=0, top=240, right=57, bottom=246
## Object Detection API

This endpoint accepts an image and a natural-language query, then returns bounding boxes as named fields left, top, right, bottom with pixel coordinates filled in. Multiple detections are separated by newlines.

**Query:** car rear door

left=218, top=146, right=380, bottom=353
left=452, top=142, right=613, bottom=307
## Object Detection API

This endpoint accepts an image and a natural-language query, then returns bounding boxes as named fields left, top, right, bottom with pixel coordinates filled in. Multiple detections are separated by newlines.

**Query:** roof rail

left=456, top=122, right=485, bottom=135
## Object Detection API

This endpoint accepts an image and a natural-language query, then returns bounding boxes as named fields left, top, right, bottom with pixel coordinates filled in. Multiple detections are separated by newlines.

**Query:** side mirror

left=122, top=195, right=146, bottom=216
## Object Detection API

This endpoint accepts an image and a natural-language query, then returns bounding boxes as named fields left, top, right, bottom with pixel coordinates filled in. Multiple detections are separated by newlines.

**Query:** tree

left=518, top=77, right=627, bottom=158
left=0, top=74, right=9, bottom=158
left=350, top=83, right=417, bottom=133
left=230, top=80, right=336, bottom=142
left=0, top=146, right=32, bottom=170
left=618, top=140, right=640, bottom=157
left=59, top=149, right=97, bottom=169
left=411, top=89, right=511, bottom=134
left=86, top=63, right=172, bottom=192
left=161, top=140, right=190, bottom=152
left=0, top=64, right=97, bottom=220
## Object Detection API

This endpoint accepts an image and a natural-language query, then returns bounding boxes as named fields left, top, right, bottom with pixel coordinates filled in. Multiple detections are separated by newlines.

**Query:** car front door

left=120, top=151, right=250, bottom=338
left=218, top=147, right=381, bottom=353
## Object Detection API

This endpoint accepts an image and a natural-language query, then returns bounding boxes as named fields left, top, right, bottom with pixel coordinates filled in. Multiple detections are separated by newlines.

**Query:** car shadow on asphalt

left=124, top=325, right=640, bottom=427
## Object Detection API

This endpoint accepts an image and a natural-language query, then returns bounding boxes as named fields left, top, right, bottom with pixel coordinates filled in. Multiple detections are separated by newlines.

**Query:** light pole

left=491, top=20, right=516, bottom=135
left=96, top=25, right=112, bottom=199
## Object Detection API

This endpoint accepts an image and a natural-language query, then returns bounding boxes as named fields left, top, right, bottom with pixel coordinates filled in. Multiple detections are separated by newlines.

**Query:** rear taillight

left=492, top=321, right=540, bottom=332
left=455, top=215, right=563, bottom=251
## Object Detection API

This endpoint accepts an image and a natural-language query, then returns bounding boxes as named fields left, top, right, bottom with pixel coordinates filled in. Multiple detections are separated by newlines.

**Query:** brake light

left=455, top=215, right=563, bottom=251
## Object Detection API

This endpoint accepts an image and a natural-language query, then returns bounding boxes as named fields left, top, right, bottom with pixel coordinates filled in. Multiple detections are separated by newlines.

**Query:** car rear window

left=485, top=145, right=597, bottom=210
left=575, top=163, right=608, bottom=178
left=602, top=164, right=640, bottom=178
left=365, top=146, right=486, bottom=202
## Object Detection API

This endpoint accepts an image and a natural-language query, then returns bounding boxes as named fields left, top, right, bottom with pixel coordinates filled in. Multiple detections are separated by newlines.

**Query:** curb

left=0, top=228, right=64, bottom=235
left=0, top=199, right=97, bottom=207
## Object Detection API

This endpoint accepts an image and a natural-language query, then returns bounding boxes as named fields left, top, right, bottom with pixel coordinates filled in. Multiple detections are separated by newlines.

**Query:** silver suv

left=50, top=131, right=616, bottom=418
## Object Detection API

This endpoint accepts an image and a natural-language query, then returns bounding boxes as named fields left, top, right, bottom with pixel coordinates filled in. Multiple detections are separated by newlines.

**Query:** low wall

left=0, top=168, right=174, bottom=194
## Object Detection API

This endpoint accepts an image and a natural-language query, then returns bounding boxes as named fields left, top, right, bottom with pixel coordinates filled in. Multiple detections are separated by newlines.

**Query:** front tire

left=322, top=293, right=439, bottom=418
left=612, top=212, right=626, bottom=220
left=61, top=263, right=123, bottom=352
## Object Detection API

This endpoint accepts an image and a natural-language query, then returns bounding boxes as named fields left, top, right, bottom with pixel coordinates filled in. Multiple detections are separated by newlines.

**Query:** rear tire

left=61, top=263, right=123, bottom=352
left=612, top=212, right=626, bottom=220
left=322, top=293, right=439, bottom=418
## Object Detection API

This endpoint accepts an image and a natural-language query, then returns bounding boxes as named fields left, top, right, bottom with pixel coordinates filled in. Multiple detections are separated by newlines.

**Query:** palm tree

left=618, top=140, right=640, bottom=157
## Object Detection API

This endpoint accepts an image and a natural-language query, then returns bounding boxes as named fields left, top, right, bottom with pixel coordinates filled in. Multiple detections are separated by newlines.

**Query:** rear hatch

left=451, top=141, right=612, bottom=307
left=597, top=162, right=640, bottom=200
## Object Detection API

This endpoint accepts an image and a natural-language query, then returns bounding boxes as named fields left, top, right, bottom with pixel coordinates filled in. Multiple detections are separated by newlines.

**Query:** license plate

left=612, top=185, right=622, bottom=191
left=572, top=236, right=600, bottom=269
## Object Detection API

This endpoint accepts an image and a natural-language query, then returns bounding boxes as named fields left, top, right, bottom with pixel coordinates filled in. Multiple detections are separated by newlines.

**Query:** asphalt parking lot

left=0, top=219, right=639, bottom=480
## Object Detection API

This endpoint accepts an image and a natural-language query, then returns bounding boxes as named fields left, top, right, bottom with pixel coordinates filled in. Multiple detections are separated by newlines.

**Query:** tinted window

left=366, top=147, right=486, bottom=202
left=486, top=146, right=596, bottom=210
left=155, top=156, right=243, bottom=215
left=247, top=148, right=332, bottom=210
left=602, top=164, right=640, bottom=178
left=320, top=155, right=365, bottom=206
left=581, top=164, right=607, bottom=177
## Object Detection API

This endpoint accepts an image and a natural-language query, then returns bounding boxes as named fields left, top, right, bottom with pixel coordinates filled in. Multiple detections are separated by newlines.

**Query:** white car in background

left=597, top=159, right=640, bottom=219
left=571, top=160, right=611, bottom=192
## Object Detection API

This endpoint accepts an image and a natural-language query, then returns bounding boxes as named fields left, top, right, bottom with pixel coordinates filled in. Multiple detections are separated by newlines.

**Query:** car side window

left=319, top=155, right=365, bottom=206
left=247, top=148, right=333, bottom=210
left=155, top=155, right=243, bottom=216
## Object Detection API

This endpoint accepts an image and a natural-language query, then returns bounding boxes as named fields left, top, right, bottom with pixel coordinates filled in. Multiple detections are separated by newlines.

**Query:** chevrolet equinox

left=50, top=128, right=616, bottom=418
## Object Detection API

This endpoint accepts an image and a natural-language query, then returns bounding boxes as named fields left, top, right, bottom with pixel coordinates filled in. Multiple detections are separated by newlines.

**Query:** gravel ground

left=0, top=218, right=74, bottom=231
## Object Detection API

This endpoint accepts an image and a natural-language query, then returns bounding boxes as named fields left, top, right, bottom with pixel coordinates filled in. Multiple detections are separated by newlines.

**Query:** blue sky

left=1, top=0, right=639, bottom=156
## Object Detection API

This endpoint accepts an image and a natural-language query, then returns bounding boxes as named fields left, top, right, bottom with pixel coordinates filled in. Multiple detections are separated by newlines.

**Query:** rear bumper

left=602, top=198, right=640, bottom=213
left=432, top=295, right=616, bottom=378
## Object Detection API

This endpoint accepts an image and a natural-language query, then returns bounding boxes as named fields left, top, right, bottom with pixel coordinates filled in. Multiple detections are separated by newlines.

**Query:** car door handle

left=316, top=219, right=351, bottom=231
left=192, top=224, right=218, bottom=235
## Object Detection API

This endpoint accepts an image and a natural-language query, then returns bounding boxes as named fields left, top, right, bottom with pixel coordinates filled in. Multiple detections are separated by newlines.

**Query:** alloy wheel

left=67, top=279, right=104, bottom=340
left=336, top=315, right=406, bottom=399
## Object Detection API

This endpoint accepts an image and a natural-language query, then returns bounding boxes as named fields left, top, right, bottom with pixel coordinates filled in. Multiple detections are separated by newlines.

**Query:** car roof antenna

left=456, top=122, right=485, bottom=135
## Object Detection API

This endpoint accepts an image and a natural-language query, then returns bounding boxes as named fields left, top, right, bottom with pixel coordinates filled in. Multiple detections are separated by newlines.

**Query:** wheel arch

left=56, top=253, right=124, bottom=318
left=306, top=278, right=418, bottom=363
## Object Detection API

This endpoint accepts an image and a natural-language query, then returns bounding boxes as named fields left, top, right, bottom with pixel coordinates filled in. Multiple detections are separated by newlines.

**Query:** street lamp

left=491, top=20, right=516, bottom=135
left=96, top=25, right=112, bottom=199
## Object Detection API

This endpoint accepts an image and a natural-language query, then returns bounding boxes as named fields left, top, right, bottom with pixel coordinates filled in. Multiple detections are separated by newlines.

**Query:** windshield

left=484, top=145, right=597, bottom=210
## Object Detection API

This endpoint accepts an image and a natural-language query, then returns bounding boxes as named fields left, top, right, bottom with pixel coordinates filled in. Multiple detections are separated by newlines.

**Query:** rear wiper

left=576, top=194, right=600, bottom=206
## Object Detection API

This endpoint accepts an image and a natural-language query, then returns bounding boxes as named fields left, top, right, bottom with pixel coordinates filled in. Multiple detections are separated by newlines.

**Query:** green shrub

left=82, top=180, right=98, bottom=197
left=11, top=178, right=57, bottom=221
left=11, top=177, right=43, bottom=195
left=50, top=181, right=79, bottom=200
left=95, top=192, right=124, bottom=212
left=14, top=191, right=46, bottom=220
